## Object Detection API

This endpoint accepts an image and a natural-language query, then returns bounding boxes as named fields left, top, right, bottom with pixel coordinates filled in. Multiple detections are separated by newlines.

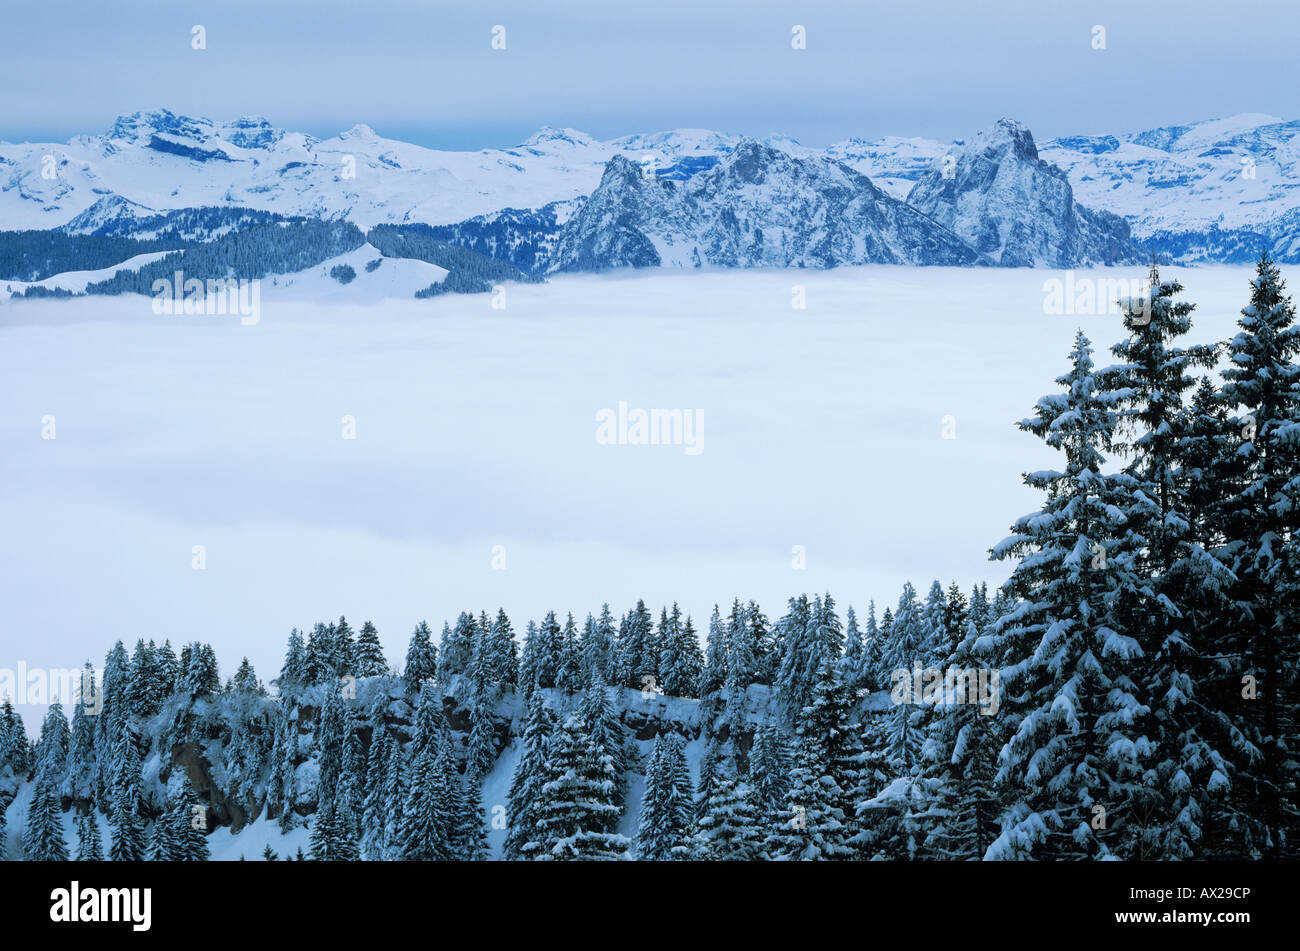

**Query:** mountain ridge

left=1, top=110, right=1293, bottom=272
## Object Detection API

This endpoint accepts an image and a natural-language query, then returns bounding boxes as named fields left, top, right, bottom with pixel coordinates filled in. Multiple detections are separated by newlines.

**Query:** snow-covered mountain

left=2, top=109, right=1295, bottom=270
left=906, top=119, right=1140, bottom=267
left=0, top=111, right=621, bottom=231
left=1039, top=113, right=1300, bottom=262
left=549, top=142, right=986, bottom=270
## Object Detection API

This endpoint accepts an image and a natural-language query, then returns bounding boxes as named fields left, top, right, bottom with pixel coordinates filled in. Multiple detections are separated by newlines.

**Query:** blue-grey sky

left=1, top=0, right=1295, bottom=148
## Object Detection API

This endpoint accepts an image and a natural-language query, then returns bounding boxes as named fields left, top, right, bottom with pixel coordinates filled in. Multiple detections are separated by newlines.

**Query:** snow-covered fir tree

left=76, top=808, right=104, bottom=861
left=767, top=662, right=853, bottom=861
left=530, top=714, right=630, bottom=860
left=504, top=694, right=552, bottom=859
left=695, top=772, right=763, bottom=860
left=403, top=621, right=438, bottom=692
left=24, top=774, right=68, bottom=861
left=108, top=730, right=145, bottom=862
left=637, top=732, right=694, bottom=860
left=353, top=620, right=388, bottom=677
left=984, top=332, right=1155, bottom=860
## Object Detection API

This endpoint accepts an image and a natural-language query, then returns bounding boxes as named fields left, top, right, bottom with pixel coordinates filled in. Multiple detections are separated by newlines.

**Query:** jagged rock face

left=550, top=157, right=668, bottom=270
left=550, top=142, right=986, bottom=272
left=906, top=118, right=1141, bottom=267
left=172, top=741, right=252, bottom=832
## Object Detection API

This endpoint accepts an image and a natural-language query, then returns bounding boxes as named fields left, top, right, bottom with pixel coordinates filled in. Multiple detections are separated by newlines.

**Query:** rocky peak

left=978, top=117, right=1039, bottom=162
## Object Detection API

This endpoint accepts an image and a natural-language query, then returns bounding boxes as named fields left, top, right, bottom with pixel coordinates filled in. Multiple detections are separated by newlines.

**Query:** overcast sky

left=1, top=0, right=1296, bottom=149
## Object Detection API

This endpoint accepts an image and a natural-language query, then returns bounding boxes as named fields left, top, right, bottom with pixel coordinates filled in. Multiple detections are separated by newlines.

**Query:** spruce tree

left=557, top=613, right=582, bottom=695
left=658, top=603, right=703, bottom=698
left=616, top=600, right=654, bottom=689
left=518, top=620, right=541, bottom=698
left=984, top=332, right=1154, bottom=860
left=532, top=715, right=630, bottom=860
left=749, top=717, right=791, bottom=821
left=353, top=620, right=388, bottom=676
left=842, top=606, right=864, bottom=689
left=361, top=725, right=394, bottom=860
left=696, top=774, right=763, bottom=860
left=68, top=666, right=98, bottom=800
left=34, top=700, right=71, bottom=786
left=76, top=808, right=104, bottom=861
left=403, top=621, right=438, bottom=692
left=579, top=677, right=626, bottom=809
left=24, top=774, right=68, bottom=861
left=397, top=740, right=453, bottom=861
left=1210, top=253, right=1300, bottom=858
left=162, top=774, right=211, bottom=861
left=582, top=604, right=618, bottom=688
left=766, top=667, right=853, bottom=861
left=700, top=605, right=729, bottom=699
left=533, top=611, right=563, bottom=690
left=637, top=732, right=694, bottom=860
left=459, top=775, right=491, bottom=861
left=491, top=608, right=520, bottom=687
left=280, top=628, right=307, bottom=688
left=440, top=613, right=476, bottom=679
left=504, top=694, right=552, bottom=859
left=108, top=731, right=145, bottom=861
left=466, top=643, right=499, bottom=783
left=1101, top=263, right=1229, bottom=859
left=332, top=616, right=357, bottom=676
left=382, top=738, right=404, bottom=859
left=923, top=619, right=1001, bottom=860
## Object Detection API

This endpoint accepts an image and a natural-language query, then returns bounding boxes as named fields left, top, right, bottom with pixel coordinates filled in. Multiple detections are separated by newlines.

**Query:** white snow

left=0, top=251, right=174, bottom=301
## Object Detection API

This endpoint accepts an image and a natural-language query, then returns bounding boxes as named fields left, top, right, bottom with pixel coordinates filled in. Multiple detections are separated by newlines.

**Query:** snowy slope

left=1041, top=113, right=1300, bottom=240
left=0, top=250, right=174, bottom=302
left=824, top=135, right=952, bottom=200
left=261, top=243, right=448, bottom=302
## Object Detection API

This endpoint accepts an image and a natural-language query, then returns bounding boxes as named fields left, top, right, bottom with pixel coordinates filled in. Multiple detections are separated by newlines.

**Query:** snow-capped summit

left=610, top=128, right=740, bottom=155
left=973, top=118, right=1039, bottom=162
left=337, top=123, right=380, bottom=142
left=550, top=142, right=984, bottom=271
left=61, top=194, right=156, bottom=235
left=907, top=118, right=1140, bottom=267
left=520, top=126, right=600, bottom=149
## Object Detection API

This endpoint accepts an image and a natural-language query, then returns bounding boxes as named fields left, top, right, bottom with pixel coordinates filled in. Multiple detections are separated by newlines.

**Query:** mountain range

left=1, top=110, right=1295, bottom=296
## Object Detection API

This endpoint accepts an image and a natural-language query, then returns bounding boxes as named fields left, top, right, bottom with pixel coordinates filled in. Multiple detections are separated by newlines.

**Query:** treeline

left=0, top=207, right=292, bottom=282
left=367, top=223, right=543, bottom=294
left=2, top=213, right=545, bottom=299
left=423, top=201, right=573, bottom=276
left=0, top=231, right=174, bottom=282
left=83, top=219, right=366, bottom=295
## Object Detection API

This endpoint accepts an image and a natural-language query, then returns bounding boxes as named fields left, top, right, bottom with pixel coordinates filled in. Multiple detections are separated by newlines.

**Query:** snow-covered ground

left=0, top=251, right=175, bottom=301
left=0, top=264, right=1259, bottom=734
left=262, top=244, right=448, bottom=302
